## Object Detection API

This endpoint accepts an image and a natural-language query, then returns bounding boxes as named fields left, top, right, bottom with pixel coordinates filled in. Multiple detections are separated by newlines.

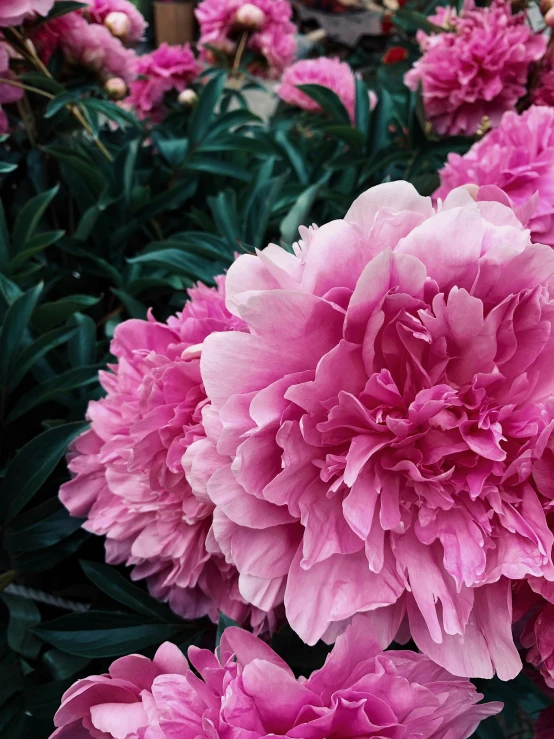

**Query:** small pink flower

left=436, top=106, right=554, bottom=248
left=86, top=0, right=148, bottom=46
left=50, top=619, right=501, bottom=739
left=404, top=0, right=546, bottom=136
left=126, top=42, right=200, bottom=120
left=60, top=277, right=272, bottom=629
left=196, top=0, right=297, bottom=78
left=0, top=0, right=54, bottom=26
left=277, top=57, right=376, bottom=124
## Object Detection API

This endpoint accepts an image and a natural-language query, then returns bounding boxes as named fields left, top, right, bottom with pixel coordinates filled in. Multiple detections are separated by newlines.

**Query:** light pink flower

left=86, top=0, right=148, bottom=46
left=0, top=0, right=53, bottom=26
left=49, top=641, right=188, bottom=738
left=126, top=42, right=200, bottom=120
left=192, top=181, right=554, bottom=680
left=33, top=10, right=136, bottom=80
left=60, top=278, right=271, bottom=629
left=277, top=57, right=377, bottom=124
left=195, top=0, right=296, bottom=78
left=404, top=0, right=546, bottom=136
left=50, top=618, right=501, bottom=739
left=436, top=106, right=554, bottom=248
left=0, top=42, right=23, bottom=134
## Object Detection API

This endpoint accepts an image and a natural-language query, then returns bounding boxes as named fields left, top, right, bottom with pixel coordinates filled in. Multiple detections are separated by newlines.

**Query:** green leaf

left=19, top=72, right=64, bottom=95
left=43, top=147, right=107, bottom=195
left=8, top=325, right=78, bottom=392
left=0, top=594, right=42, bottom=660
left=128, top=249, right=223, bottom=283
left=32, top=294, right=100, bottom=332
left=10, top=230, right=65, bottom=265
left=42, top=650, right=91, bottom=681
left=0, top=421, right=88, bottom=524
left=36, top=0, right=88, bottom=23
left=207, top=191, right=241, bottom=251
left=0, top=282, right=43, bottom=387
left=6, top=366, right=100, bottom=424
left=4, top=498, right=83, bottom=554
left=216, top=612, right=240, bottom=646
left=0, top=200, right=10, bottom=271
left=185, top=157, right=251, bottom=181
left=297, top=84, right=351, bottom=124
left=74, top=205, right=101, bottom=241
left=317, top=123, right=365, bottom=150
left=44, top=91, right=76, bottom=119
left=123, top=139, right=140, bottom=206
left=0, top=162, right=17, bottom=174
left=274, top=131, right=308, bottom=185
left=189, top=72, right=227, bottom=146
left=34, top=611, right=188, bottom=658
left=355, top=77, right=371, bottom=139
left=244, top=173, right=287, bottom=249
left=394, top=8, right=447, bottom=34
left=111, top=289, right=147, bottom=320
left=157, top=138, right=189, bottom=168
left=280, top=183, right=320, bottom=245
left=12, top=186, right=59, bottom=253
left=81, top=561, right=183, bottom=623
left=68, top=313, right=96, bottom=368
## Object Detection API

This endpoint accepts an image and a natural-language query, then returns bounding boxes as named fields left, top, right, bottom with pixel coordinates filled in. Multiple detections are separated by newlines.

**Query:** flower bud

left=104, top=77, right=128, bottom=100
left=81, top=47, right=105, bottom=71
left=235, top=3, right=266, bottom=29
left=178, top=88, right=198, bottom=107
left=546, top=6, right=554, bottom=25
left=105, top=11, right=131, bottom=40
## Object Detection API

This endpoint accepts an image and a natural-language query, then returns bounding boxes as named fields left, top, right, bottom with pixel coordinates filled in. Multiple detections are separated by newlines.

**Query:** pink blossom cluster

left=186, top=181, right=554, bottom=681
left=125, top=42, right=201, bottom=120
left=0, top=0, right=54, bottom=26
left=404, top=0, right=546, bottom=136
left=0, top=42, right=23, bottom=134
left=436, top=106, right=554, bottom=248
left=85, top=0, right=147, bottom=46
left=50, top=618, right=501, bottom=739
left=60, top=278, right=271, bottom=630
left=196, top=0, right=297, bottom=78
left=277, top=57, right=377, bottom=124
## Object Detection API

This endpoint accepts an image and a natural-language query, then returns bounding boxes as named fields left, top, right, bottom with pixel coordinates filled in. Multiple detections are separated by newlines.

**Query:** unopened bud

left=104, top=77, right=128, bottom=100
left=178, top=88, right=198, bottom=107
left=82, top=47, right=105, bottom=71
left=235, top=3, right=266, bottom=29
left=105, top=11, right=131, bottom=39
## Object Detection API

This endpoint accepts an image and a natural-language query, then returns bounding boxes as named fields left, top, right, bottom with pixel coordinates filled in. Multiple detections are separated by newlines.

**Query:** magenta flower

left=436, top=106, right=554, bottom=248
left=277, top=57, right=377, bottom=124
left=404, top=0, right=546, bottom=136
left=0, top=0, right=54, bottom=26
left=59, top=278, right=272, bottom=629
left=195, top=0, right=296, bottom=78
left=532, top=51, right=554, bottom=108
left=191, top=181, right=554, bottom=680
left=86, top=0, right=148, bottom=46
left=0, top=42, right=23, bottom=134
left=50, top=618, right=501, bottom=739
left=126, top=42, right=200, bottom=120
left=514, top=578, right=554, bottom=688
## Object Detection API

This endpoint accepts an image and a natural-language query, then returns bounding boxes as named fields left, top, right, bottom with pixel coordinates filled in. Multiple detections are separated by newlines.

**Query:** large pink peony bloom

left=277, top=57, right=377, bottom=124
left=86, top=0, right=148, bottom=46
left=436, top=107, right=554, bottom=248
left=0, top=42, right=23, bottom=134
left=59, top=278, right=271, bottom=629
left=0, top=0, right=53, bottom=26
left=195, top=0, right=296, bottom=78
left=404, top=0, right=546, bottom=136
left=126, top=42, right=200, bottom=120
left=50, top=618, right=502, bottom=739
left=192, top=181, right=554, bottom=680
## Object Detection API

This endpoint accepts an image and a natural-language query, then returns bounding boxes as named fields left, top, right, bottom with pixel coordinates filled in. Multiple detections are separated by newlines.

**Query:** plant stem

left=0, top=77, right=54, bottom=99
left=231, top=31, right=249, bottom=80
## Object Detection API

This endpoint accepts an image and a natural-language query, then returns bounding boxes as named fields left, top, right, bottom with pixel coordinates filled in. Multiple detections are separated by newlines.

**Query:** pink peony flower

left=0, top=42, right=23, bottom=134
left=514, top=577, right=554, bottom=688
left=195, top=0, right=296, bottom=78
left=404, top=0, right=546, bottom=136
left=59, top=278, right=271, bottom=629
left=192, top=181, right=554, bottom=680
left=126, top=42, right=200, bottom=120
left=436, top=106, right=554, bottom=248
left=277, top=57, right=377, bottom=124
left=0, top=0, right=54, bottom=26
left=50, top=618, right=502, bottom=739
left=532, top=50, right=554, bottom=108
left=33, top=10, right=136, bottom=80
left=86, top=0, right=148, bottom=46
